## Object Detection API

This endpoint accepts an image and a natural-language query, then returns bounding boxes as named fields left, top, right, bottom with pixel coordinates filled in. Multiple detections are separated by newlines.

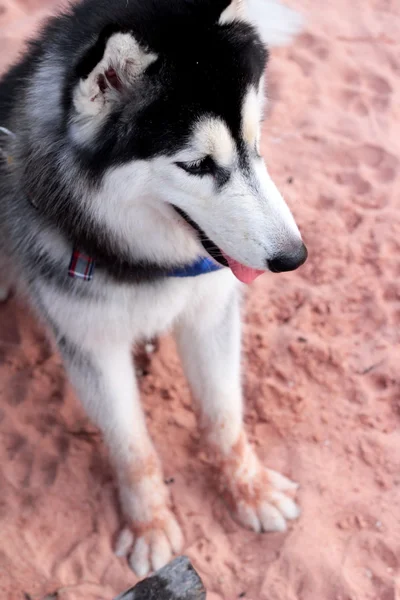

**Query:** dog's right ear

left=71, top=31, right=157, bottom=142
left=219, top=0, right=303, bottom=47
left=219, top=0, right=246, bottom=23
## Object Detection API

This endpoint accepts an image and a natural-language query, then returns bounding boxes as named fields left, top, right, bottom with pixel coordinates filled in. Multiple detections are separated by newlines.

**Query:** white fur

left=88, top=160, right=202, bottom=267
left=192, top=117, right=236, bottom=167
left=27, top=59, right=66, bottom=135
left=220, top=0, right=304, bottom=47
left=220, top=0, right=246, bottom=25
left=242, top=87, right=261, bottom=147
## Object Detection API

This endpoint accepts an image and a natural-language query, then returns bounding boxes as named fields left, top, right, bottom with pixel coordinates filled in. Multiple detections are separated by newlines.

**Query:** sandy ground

left=1, top=0, right=400, bottom=598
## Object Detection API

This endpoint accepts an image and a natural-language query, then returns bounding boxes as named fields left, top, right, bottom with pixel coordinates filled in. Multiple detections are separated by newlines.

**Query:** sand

left=1, top=0, right=400, bottom=598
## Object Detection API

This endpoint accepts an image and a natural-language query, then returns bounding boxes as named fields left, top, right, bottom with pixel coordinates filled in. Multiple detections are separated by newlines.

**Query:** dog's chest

left=37, top=270, right=236, bottom=348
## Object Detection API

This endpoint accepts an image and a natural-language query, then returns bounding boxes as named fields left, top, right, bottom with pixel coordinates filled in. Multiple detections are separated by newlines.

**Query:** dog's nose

left=267, top=242, right=308, bottom=273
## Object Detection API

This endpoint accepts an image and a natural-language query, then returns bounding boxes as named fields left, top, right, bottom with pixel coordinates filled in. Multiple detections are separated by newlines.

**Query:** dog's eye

left=176, top=156, right=215, bottom=177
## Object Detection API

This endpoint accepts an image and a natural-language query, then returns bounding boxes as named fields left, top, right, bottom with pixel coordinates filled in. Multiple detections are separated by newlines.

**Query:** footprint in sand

left=38, top=453, right=59, bottom=487
left=4, top=427, right=64, bottom=489
left=334, top=143, right=398, bottom=210
left=338, top=66, right=393, bottom=117
left=355, top=144, right=398, bottom=184
left=288, top=32, right=330, bottom=76
left=4, top=430, right=33, bottom=488
left=6, top=368, right=31, bottom=407
left=343, top=532, right=398, bottom=600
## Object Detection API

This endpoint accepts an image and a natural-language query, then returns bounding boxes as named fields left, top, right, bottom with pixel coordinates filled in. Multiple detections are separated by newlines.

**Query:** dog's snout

left=267, top=242, right=308, bottom=273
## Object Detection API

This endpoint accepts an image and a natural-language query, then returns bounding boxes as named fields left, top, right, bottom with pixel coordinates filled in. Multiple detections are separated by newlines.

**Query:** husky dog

left=0, top=0, right=307, bottom=577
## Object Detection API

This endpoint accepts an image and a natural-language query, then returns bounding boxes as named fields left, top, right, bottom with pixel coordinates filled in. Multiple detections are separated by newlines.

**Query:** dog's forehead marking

left=193, top=117, right=235, bottom=166
left=241, top=87, right=262, bottom=147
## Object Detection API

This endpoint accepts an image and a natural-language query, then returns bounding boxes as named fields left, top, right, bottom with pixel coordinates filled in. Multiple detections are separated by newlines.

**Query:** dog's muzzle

left=172, top=205, right=228, bottom=267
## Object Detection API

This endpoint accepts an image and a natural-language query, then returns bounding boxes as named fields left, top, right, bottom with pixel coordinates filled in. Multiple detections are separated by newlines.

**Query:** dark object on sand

left=114, top=556, right=206, bottom=600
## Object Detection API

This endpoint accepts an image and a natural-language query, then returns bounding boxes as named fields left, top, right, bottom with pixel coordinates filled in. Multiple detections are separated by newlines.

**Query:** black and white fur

left=0, top=0, right=306, bottom=577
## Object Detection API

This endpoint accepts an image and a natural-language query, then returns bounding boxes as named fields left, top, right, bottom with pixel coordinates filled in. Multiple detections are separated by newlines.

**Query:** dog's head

left=67, top=0, right=307, bottom=282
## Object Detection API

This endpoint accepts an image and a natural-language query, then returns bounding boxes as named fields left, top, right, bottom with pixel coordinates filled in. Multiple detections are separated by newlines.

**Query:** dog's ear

left=219, top=0, right=303, bottom=47
left=71, top=31, right=156, bottom=141
left=219, top=0, right=246, bottom=24
left=219, top=0, right=247, bottom=25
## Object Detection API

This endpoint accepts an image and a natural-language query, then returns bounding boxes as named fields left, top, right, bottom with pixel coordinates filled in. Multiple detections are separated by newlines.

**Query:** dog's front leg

left=175, top=285, right=300, bottom=533
left=59, top=338, right=182, bottom=577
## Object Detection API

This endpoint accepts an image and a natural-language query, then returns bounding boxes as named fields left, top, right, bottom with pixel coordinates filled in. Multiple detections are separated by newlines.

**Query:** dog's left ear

left=70, top=31, right=157, bottom=143
left=219, top=0, right=303, bottom=47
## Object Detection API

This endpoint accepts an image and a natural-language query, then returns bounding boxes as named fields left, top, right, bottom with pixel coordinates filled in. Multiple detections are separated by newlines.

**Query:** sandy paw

left=234, top=468, right=300, bottom=533
left=218, top=435, right=300, bottom=534
left=115, top=509, right=183, bottom=578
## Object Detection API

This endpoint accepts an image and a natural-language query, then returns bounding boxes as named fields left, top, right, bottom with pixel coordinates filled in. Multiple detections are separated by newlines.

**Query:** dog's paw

left=115, top=508, right=184, bottom=578
left=219, top=435, right=300, bottom=533
left=233, top=467, right=300, bottom=533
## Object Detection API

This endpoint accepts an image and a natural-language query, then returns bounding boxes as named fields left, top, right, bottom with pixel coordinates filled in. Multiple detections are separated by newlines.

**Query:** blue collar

left=68, top=249, right=224, bottom=282
left=168, top=256, right=224, bottom=278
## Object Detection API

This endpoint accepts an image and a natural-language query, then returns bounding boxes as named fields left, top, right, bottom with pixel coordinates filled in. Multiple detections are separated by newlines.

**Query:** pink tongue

left=222, top=252, right=265, bottom=284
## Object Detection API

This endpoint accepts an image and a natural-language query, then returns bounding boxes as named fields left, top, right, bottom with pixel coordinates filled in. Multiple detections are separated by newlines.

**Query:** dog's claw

left=259, top=502, right=288, bottom=532
left=269, top=489, right=301, bottom=520
left=115, top=528, right=134, bottom=557
left=129, top=537, right=150, bottom=578
left=267, top=468, right=299, bottom=492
